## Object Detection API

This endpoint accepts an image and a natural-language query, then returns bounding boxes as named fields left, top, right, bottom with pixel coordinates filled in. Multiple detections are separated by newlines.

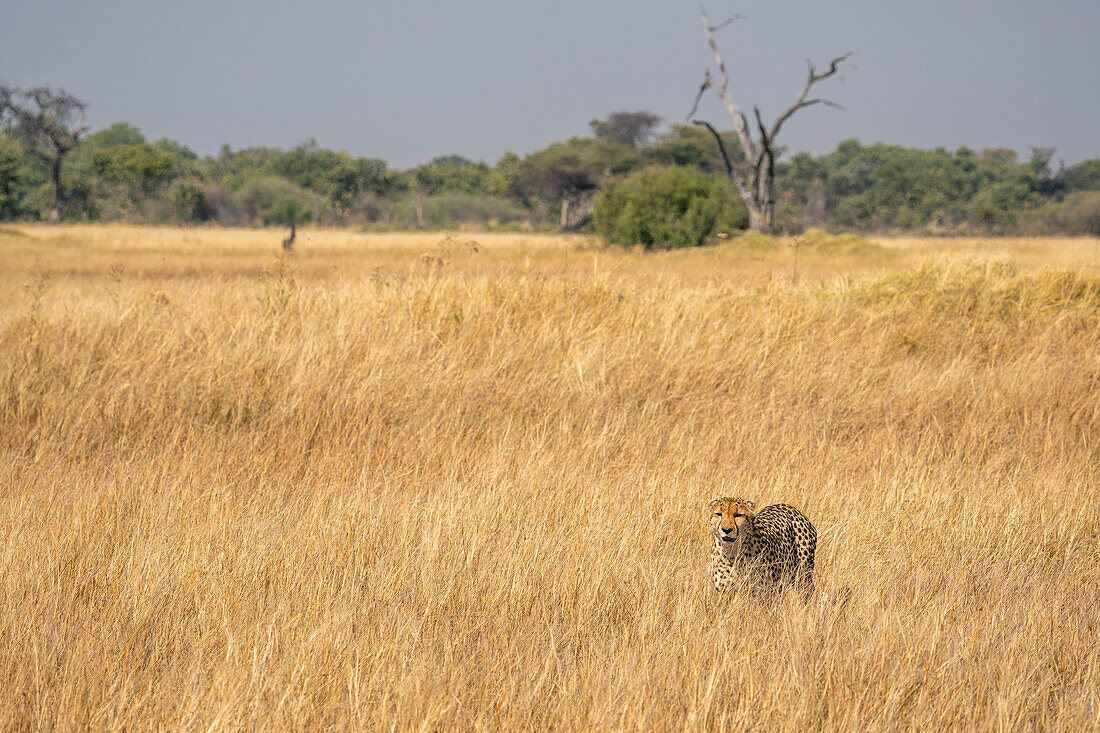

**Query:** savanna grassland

left=2, top=225, right=1099, bottom=730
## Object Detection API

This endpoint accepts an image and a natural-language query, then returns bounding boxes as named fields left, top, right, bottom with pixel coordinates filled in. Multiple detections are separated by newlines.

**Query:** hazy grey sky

left=3, top=1, right=1098, bottom=167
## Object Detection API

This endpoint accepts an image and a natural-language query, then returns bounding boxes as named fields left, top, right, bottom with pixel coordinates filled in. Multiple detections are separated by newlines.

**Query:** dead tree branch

left=690, top=119, right=750, bottom=203
left=707, top=13, right=744, bottom=32
left=693, top=8, right=756, bottom=165
left=768, top=53, right=852, bottom=143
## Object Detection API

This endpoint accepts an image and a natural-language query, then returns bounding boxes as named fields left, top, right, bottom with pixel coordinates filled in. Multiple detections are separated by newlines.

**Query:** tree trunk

left=559, top=199, right=569, bottom=229
left=757, top=166, right=774, bottom=233
left=48, top=154, right=63, bottom=223
left=746, top=205, right=764, bottom=232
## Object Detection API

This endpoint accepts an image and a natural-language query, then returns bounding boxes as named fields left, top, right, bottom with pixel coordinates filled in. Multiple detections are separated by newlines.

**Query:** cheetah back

left=752, top=503, right=817, bottom=587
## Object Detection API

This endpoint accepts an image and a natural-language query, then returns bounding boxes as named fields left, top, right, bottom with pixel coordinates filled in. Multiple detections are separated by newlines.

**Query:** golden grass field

left=2, top=224, right=1099, bottom=730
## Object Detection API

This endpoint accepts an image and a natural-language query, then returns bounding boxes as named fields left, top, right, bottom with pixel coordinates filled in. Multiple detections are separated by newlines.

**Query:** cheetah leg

left=798, top=553, right=815, bottom=601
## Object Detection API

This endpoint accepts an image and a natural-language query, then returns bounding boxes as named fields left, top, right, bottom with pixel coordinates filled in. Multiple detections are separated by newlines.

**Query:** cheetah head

left=709, top=497, right=756, bottom=545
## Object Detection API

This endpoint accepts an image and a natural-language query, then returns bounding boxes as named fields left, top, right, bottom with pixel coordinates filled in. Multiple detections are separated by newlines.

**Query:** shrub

left=772, top=203, right=806, bottom=235
left=169, top=179, right=210, bottom=223
left=594, top=165, right=748, bottom=248
left=1052, top=191, right=1100, bottom=235
left=420, top=193, right=527, bottom=226
left=389, top=193, right=528, bottom=228
left=237, top=176, right=318, bottom=225
left=353, top=193, right=391, bottom=224
left=261, top=195, right=313, bottom=226
left=0, top=136, right=23, bottom=220
left=202, top=184, right=249, bottom=227
left=1026, top=191, right=1100, bottom=236
left=971, top=180, right=1031, bottom=230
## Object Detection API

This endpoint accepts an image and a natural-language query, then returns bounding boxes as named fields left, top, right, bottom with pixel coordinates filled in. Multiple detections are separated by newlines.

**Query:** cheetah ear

left=745, top=500, right=756, bottom=510
left=708, top=498, right=720, bottom=509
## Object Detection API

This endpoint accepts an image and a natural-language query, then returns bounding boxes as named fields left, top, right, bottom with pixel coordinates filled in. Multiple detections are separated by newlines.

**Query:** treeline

left=2, top=110, right=1098, bottom=234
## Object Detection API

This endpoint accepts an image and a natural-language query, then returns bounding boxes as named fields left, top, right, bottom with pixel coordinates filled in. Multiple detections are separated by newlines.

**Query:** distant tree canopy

left=0, top=92, right=1096, bottom=238
left=589, top=111, right=662, bottom=148
left=92, top=144, right=176, bottom=197
left=1064, top=159, right=1100, bottom=192
left=774, top=140, right=1071, bottom=232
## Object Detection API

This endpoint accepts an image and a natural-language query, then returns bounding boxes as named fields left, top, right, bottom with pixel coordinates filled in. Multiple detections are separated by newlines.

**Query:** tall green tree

left=91, top=144, right=177, bottom=212
left=0, top=86, right=89, bottom=222
left=0, top=134, right=23, bottom=219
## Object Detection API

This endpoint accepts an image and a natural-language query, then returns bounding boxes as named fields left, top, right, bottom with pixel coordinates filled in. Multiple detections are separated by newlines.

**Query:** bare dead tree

left=687, top=9, right=851, bottom=232
left=0, top=86, right=89, bottom=223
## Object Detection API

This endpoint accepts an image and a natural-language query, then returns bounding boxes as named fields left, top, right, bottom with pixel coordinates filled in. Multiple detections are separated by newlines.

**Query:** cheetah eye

left=733, top=513, right=745, bottom=518
left=713, top=512, right=721, bottom=518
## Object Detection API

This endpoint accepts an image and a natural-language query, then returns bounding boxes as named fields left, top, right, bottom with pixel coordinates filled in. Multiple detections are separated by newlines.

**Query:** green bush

left=594, top=165, right=748, bottom=248
left=1052, top=191, right=1100, bottom=235
left=237, top=176, right=318, bottom=224
left=771, top=203, right=806, bottom=235
left=0, top=136, right=23, bottom=220
left=392, top=192, right=527, bottom=227
left=261, top=195, right=313, bottom=226
left=201, top=184, right=249, bottom=226
left=972, top=180, right=1031, bottom=230
left=169, top=179, right=209, bottom=223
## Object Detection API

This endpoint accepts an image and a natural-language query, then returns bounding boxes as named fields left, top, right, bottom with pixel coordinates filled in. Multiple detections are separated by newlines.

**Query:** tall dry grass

left=1, top=225, right=1099, bottom=730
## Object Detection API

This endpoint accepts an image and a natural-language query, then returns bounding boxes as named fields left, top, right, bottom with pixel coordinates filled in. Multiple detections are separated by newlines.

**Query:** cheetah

left=708, top=497, right=817, bottom=595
